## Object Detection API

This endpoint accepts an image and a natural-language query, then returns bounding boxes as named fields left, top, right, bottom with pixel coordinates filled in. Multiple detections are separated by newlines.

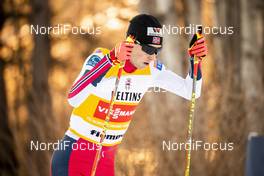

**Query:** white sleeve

left=150, top=61, right=202, bottom=100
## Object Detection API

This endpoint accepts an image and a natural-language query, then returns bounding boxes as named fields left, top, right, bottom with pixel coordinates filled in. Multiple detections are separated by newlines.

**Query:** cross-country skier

left=51, top=14, right=208, bottom=176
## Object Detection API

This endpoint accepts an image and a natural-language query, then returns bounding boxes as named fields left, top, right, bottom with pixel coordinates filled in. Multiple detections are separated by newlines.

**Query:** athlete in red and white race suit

left=51, top=14, right=207, bottom=176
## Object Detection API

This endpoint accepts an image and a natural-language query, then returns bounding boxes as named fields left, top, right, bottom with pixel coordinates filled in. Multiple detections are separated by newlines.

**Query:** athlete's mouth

left=143, top=62, right=149, bottom=65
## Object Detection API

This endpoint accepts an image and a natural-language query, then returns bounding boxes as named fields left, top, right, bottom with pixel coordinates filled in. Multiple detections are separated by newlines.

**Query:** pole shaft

left=90, top=63, right=124, bottom=176
left=184, top=56, right=199, bottom=176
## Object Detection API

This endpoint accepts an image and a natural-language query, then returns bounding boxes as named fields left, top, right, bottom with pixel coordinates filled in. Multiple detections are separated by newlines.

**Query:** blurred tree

left=213, top=0, right=246, bottom=175
left=210, top=0, right=263, bottom=175
left=0, top=1, right=19, bottom=175
left=26, top=0, right=54, bottom=175
left=241, top=0, right=264, bottom=133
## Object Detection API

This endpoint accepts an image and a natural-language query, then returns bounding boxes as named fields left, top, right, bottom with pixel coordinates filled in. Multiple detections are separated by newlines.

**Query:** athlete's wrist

left=108, top=48, right=120, bottom=65
left=189, top=58, right=202, bottom=80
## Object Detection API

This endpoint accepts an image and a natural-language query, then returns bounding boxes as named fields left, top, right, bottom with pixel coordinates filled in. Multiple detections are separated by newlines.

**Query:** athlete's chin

left=130, top=60, right=148, bottom=69
left=136, top=64, right=148, bottom=69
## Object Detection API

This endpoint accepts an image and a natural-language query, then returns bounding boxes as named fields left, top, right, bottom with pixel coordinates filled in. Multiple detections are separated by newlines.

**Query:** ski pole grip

left=189, top=26, right=203, bottom=48
left=189, top=26, right=203, bottom=78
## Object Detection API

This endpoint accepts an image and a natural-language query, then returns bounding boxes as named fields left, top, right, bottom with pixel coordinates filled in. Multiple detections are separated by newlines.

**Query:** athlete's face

left=130, top=44, right=162, bottom=69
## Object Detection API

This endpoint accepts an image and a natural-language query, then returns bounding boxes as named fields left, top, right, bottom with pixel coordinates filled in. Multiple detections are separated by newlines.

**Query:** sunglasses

left=135, top=40, right=162, bottom=55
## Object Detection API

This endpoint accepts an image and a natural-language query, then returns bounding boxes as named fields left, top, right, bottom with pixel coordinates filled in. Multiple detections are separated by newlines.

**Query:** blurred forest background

left=0, top=0, right=263, bottom=175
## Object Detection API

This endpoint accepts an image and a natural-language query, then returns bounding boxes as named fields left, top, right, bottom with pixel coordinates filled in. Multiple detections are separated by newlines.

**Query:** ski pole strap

left=189, top=58, right=202, bottom=80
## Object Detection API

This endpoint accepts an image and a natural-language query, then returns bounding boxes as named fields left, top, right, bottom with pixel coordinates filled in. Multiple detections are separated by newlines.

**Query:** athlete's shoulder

left=84, top=47, right=110, bottom=69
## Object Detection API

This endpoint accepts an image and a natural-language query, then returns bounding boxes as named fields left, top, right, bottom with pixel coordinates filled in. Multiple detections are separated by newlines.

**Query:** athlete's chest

left=94, top=75, right=152, bottom=103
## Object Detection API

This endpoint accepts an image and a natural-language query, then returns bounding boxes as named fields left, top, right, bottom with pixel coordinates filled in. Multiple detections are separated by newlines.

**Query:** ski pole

left=90, top=61, right=124, bottom=176
left=184, top=26, right=203, bottom=176
left=90, top=36, right=135, bottom=176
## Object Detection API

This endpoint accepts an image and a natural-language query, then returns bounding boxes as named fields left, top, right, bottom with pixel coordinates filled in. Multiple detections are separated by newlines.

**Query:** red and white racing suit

left=51, top=47, right=202, bottom=176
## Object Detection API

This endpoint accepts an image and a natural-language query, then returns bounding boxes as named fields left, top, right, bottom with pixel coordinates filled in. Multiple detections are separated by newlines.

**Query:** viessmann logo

left=94, top=101, right=137, bottom=122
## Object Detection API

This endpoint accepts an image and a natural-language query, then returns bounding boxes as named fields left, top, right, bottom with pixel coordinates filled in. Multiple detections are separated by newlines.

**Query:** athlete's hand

left=188, top=37, right=208, bottom=58
left=114, top=42, right=134, bottom=61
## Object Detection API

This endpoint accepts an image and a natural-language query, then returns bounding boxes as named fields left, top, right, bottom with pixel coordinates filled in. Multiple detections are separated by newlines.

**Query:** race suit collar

left=124, top=60, right=137, bottom=73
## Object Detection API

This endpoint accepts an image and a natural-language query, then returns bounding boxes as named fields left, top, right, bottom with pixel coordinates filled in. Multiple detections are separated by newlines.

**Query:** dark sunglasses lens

left=142, top=45, right=157, bottom=55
